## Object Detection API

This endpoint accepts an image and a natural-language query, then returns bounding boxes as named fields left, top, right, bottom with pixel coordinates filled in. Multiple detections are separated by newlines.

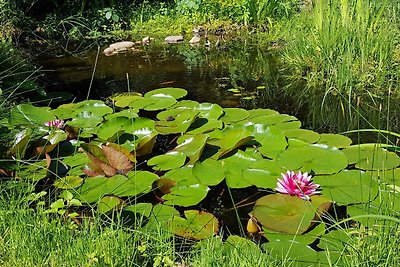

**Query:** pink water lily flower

left=44, top=119, right=65, bottom=129
left=275, top=171, right=320, bottom=200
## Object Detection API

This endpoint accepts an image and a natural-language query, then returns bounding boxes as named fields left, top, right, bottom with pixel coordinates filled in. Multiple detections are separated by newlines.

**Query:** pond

left=34, top=38, right=400, bottom=138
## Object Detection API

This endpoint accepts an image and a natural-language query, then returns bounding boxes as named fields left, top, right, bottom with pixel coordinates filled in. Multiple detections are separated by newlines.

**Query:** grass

left=1, top=175, right=400, bottom=266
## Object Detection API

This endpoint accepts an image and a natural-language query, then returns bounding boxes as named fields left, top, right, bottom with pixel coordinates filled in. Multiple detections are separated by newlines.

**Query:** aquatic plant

left=44, top=119, right=64, bottom=128
left=3, top=87, right=400, bottom=265
left=275, top=170, right=319, bottom=200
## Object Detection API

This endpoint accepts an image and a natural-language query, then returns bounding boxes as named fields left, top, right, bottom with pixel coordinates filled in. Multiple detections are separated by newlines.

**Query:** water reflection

left=36, top=40, right=400, bottom=135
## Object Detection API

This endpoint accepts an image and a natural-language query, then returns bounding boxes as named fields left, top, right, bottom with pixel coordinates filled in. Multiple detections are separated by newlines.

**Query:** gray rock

left=165, top=35, right=184, bottom=43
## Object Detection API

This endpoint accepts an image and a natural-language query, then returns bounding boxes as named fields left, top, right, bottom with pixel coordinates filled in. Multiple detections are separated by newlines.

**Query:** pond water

left=34, top=39, right=400, bottom=136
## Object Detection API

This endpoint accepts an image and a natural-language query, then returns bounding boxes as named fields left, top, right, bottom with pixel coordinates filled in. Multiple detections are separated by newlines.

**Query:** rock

left=165, top=35, right=184, bottom=44
left=189, top=35, right=201, bottom=44
left=103, top=41, right=136, bottom=56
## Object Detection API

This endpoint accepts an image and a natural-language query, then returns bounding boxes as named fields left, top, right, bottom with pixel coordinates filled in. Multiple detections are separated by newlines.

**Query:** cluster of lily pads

left=6, top=87, right=400, bottom=264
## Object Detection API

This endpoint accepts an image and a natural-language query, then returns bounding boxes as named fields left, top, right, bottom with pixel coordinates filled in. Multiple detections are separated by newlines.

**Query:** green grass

left=1, top=178, right=400, bottom=267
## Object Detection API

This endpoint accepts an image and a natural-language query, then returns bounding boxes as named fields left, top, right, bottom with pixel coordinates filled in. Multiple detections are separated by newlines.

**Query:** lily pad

left=248, top=124, right=287, bottom=158
left=170, top=210, right=218, bottom=240
left=124, top=203, right=153, bottom=217
left=147, top=151, right=186, bottom=171
left=343, top=145, right=400, bottom=170
left=313, top=170, right=379, bottom=205
left=144, top=87, right=187, bottom=99
left=193, top=158, right=225, bottom=186
left=284, top=129, right=320, bottom=144
left=156, top=109, right=199, bottom=134
left=162, top=174, right=209, bottom=206
left=221, top=108, right=249, bottom=123
left=110, top=93, right=142, bottom=107
left=174, top=134, right=208, bottom=164
left=252, top=194, right=315, bottom=234
left=196, top=103, right=223, bottom=119
left=10, top=104, right=55, bottom=126
left=318, top=134, right=352, bottom=148
left=223, top=150, right=257, bottom=188
left=247, top=114, right=301, bottom=130
left=210, top=128, right=253, bottom=159
left=72, top=100, right=113, bottom=117
left=97, top=117, right=131, bottom=140
left=98, top=196, right=123, bottom=214
left=242, top=159, right=285, bottom=189
left=54, top=176, right=83, bottom=189
left=67, top=111, right=103, bottom=128
left=186, top=118, right=223, bottom=135
left=276, top=144, right=348, bottom=174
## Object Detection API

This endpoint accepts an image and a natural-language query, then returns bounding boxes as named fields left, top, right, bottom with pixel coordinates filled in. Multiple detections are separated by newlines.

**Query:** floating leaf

left=210, top=128, right=253, bottom=159
left=174, top=134, right=208, bottom=164
left=54, top=176, right=83, bottom=189
left=247, top=124, right=287, bottom=158
left=318, top=134, right=352, bottom=148
left=144, top=87, right=187, bottom=99
left=44, top=129, right=68, bottom=145
left=193, top=159, right=225, bottom=186
left=186, top=118, right=223, bottom=135
left=156, top=109, right=199, bottom=134
left=10, top=104, right=55, bottom=126
left=124, top=203, right=153, bottom=217
left=105, top=109, right=139, bottom=120
left=242, top=159, right=285, bottom=189
left=343, top=145, right=400, bottom=170
left=196, top=103, right=223, bottom=119
left=223, top=150, right=257, bottom=188
left=276, top=144, right=348, bottom=174
left=284, top=129, right=320, bottom=144
left=112, top=171, right=159, bottom=197
left=110, top=93, right=142, bottom=107
left=262, top=240, right=320, bottom=265
left=247, top=114, right=301, bottom=130
left=148, top=151, right=186, bottom=171
left=264, top=223, right=325, bottom=245
left=252, top=194, right=315, bottom=234
left=162, top=183, right=209, bottom=207
left=221, top=108, right=249, bottom=123
left=67, top=111, right=103, bottom=128
left=313, top=170, right=379, bottom=205
left=98, top=196, right=123, bottom=214
left=170, top=210, right=218, bottom=240
left=97, top=117, right=131, bottom=140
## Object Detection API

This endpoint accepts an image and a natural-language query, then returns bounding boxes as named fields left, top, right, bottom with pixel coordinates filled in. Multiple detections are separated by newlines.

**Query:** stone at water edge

left=165, top=36, right=184, bottom=44
left=103, top=41, right=136, bottom=56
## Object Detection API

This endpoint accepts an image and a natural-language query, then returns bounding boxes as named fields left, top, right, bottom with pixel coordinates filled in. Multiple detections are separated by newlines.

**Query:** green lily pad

left=223, top=150, right=257, bottom=188
left=284, top=129, right=320, bottom=144
left=193, top=159, right=225, bottom=186
left=124, top=203, right=153, bottom=217
left=162, top=180, right=209, bottom=207
left=10, top=104, right=55, bottom=126
left=144, top=87, right=187, bottom=99
left=242, top=159, right=285, bottom=189
left=343, top=145, right=400, bottom=170
left=54, top=176, right=83, bottom=189
left=110, top=93, right=142, bottom=107
left=313, top=170, right=379, bottom=205
left=98, top=196, right=123, bottom=214
left=186, top=118, right=223, bottom=135
left=148, top=151, right=186, bottom=171
left=248, top=124, right=287, bottom=158
left=112, top=171, right=159, bottom=197
left=174, top=134, right=208, bottom=164
left=156, top=109, right=199, bottom=134
left=77, top=175, right=125, bottom=203
left=368, top=168, right=400, bottom=185
left=221, top=108, right=249, bottom=123
left=247, top=114, right=301, bottom=130
left=17, top=160, right=48, bottom=181
left=170, top=210, right=218, bottom=240
left=156, top=107, right=188, bottom=121
left=264, top=223, right=325, bottom=245
left=144, top=204, right=180, bottom=231
left=276, top=144, right=348, bottom=174
left=63, top=153, right=90, bottom=168
left=262, top=240, right=320, bottom=266
left=104, top=109, right=138, bottom=120
left=172, top=100, right=200, bottom=109
left=67, top=111, right=103, bottom=128
left=196, top=103, right=223, bottom=119
left=44, top=129, right=68, bottom=145
left=210, top=128, right=253, bottom=159
left=252, top=194, right=315, bottom=234
left=72, top=100, right=113, bottom=117
left=318, top=134, right=352, bottom=148
left=247, top=109, right=278, bottom=119
left=159, top=166, right=212, bottom=206
left=97, top=117, right=131, bottom=140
